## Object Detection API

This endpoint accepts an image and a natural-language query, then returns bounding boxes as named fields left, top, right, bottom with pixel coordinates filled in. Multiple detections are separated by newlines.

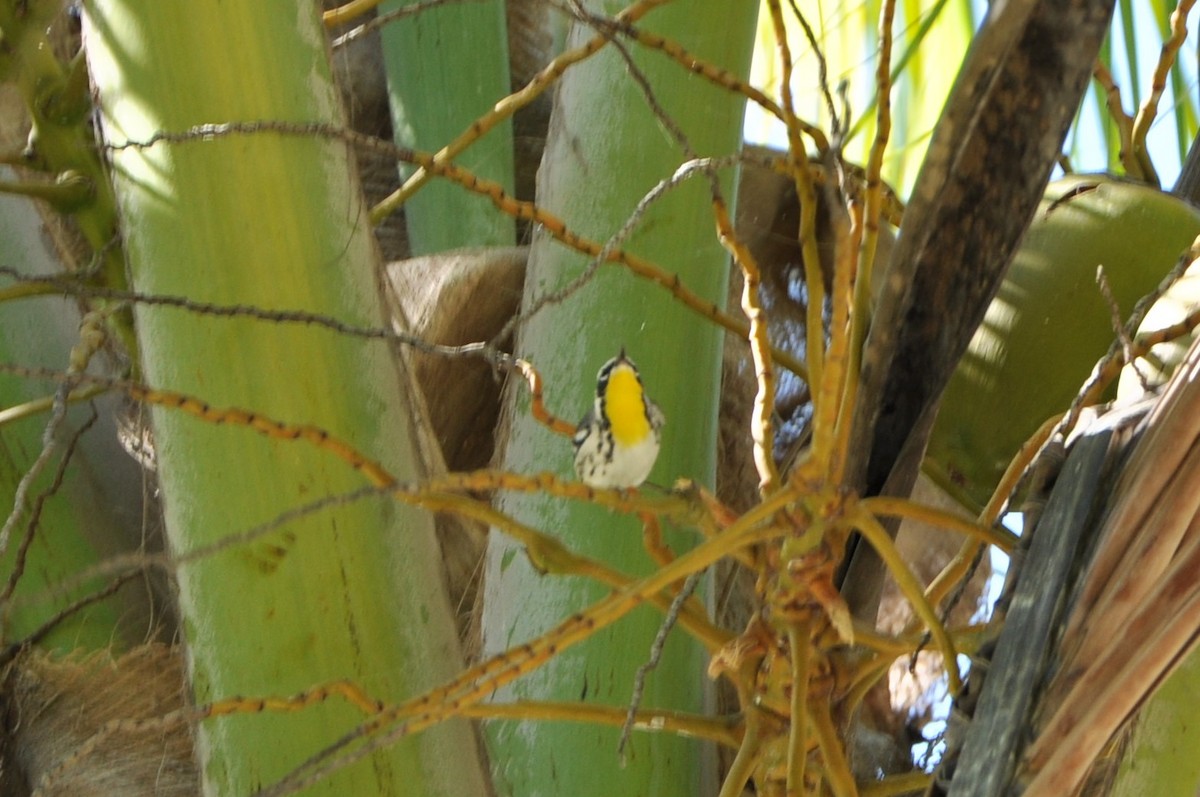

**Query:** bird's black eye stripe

left=596, top=364, right=613, bottom=397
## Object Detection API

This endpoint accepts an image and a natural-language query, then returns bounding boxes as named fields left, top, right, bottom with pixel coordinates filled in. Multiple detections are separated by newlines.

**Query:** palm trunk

left=482, top=3, right=758, bottom=795
left=84, top=4, right=488, bottom=794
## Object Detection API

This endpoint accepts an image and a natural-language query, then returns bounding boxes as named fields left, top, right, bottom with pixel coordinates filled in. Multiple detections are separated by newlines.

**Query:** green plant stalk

left=0, top=0, right=135, bottom=356
left=1117, top=0, right=1140, bottom=108
left=0, top=183, right=144, bottom=652
left=1169, top=63, right=1196, bottom=167
left=84, top=5, right=488, bottom=795
left=379, top=0, right=516, bottom=254
left=481, top=3, right=757, bottom=795
left=1098, top=38, right=1125, bottom=174
left=799, top=0, right=972, bottom=195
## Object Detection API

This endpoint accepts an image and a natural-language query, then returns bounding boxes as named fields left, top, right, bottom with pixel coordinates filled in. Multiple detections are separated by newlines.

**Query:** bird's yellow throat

left=604, top=365, right=652, bottom=446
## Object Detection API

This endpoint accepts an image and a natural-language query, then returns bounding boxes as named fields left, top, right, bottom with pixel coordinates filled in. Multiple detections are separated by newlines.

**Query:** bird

left=573, top=349, right=665, bottom=489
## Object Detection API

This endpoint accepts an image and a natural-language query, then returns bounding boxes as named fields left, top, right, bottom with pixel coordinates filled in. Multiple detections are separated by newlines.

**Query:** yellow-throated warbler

left=573, top=349, right=665, bottom=488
